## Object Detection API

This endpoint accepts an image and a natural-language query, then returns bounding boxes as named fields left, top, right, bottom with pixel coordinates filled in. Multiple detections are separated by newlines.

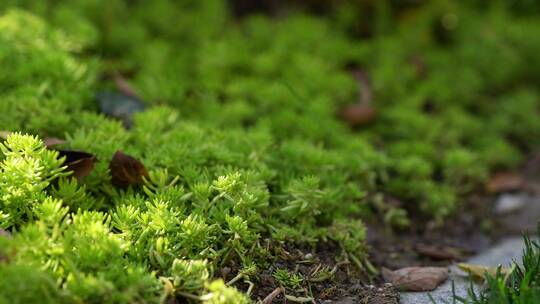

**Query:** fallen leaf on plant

left=109, top=151, right=149, bottom=188
left=487, top=171, right=525, bottom=193
left=58, top=150, right=97, bottom=179
left=340, top=68, right=377, bottom=127
left=457, top=263, right=510, bottom=281
left=340, top=104, right=377, bottom=127
left=415, top=244, right=467, bottom=261
left=382, top=266, right=448, bottom=291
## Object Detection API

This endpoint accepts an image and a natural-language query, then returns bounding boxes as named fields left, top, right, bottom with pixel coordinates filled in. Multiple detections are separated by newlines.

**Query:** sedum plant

left=0, top=133, right=67, bottom=228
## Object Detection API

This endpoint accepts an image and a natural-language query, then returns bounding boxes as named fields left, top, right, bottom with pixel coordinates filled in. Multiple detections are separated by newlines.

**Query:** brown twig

left=262, top=286, right=284, bottom=304
left=114, top=72, right=140, bottom=99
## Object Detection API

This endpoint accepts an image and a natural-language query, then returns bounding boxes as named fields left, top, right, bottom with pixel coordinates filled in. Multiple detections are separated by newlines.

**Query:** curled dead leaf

left=487, top=171, right=525, bottom=193
left=109, top=151, right=149, bottom=188
left=382, top=266, right=448, bottom=291
left=340, top=104, right=377, bottom=127
left=58, top=150, right=97, bottom=179
left=340, top=68, right=377, bottom=127
left=457, top=263, right=510, bottom=281
left=415, top=244, right=467, bottom=261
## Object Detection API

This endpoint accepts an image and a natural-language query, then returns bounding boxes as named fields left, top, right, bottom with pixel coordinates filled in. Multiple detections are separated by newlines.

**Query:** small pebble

left=495, top=194, right=527, bottom=214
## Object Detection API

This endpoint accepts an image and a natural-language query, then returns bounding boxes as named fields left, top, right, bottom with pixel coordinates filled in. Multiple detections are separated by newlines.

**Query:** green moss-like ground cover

left=0, top=1, right=540, bottom=303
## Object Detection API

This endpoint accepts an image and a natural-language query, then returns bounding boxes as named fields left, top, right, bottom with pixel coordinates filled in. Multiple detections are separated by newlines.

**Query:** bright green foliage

left=281, top=176, right=325, bottom=218
left=0, top=0, right=539, bottom=302
left=4, top=199, right=162, bottom=303
left=330, top=219, right=367, bottom=256
left=170, top=259, right=210, bottom=294
left=201, top=280, right=251, bottom=304
left=0, top=133, right=67, bottom=228
left=112, top=170, right=268, bottom=270
left=0, top=10, right=96, bottom=137
left=51, top=178, right=102, bottom=211
left=0, top=263, right=68, bottom=304
left=273, top=268, right=305, bottom=290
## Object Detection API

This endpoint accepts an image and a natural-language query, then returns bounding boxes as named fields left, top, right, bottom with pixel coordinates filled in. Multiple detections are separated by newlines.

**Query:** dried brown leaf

left=457, top=263, right=510, bottom=281
left=109, top=151, right=149, bottom=188
left=340, top=68, right=377, bottom=127
left=487, top=171, right=525, bottom=193
left=415, top=244, right=467, bottom=261
left=340, top=104, right=377, bottom=127
left=58, top=150, right=97, bottom=179
left=382, top=266, right=448, bottom=291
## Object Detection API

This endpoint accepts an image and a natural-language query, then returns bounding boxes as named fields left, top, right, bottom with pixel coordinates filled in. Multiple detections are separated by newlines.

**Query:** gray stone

left=467, top=237, right=525, bottom=266
left=400, top=237, right=526, bottom=304
left=495, top=193, right=527, bottom=214
left=400, top=267, right=480, bottom=304
left=498, top=195, right=540, bottom=233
